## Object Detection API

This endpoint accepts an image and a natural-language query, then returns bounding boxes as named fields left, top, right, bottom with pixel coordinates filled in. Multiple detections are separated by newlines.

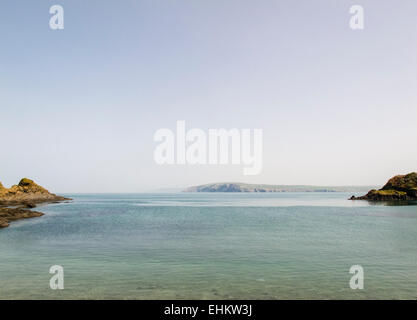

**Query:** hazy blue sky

left=1, top=0, right=416, bottom=192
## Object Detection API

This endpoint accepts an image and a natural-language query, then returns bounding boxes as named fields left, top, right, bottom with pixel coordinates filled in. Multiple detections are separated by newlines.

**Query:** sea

left=0, top=193, right=416, bottom=299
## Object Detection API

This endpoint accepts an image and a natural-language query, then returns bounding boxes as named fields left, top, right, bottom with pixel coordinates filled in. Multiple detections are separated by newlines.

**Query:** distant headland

left=183, top=183, right=374, bottom=193
left=0, top=178, right=70, bottom=228
left=350, top=172, right=417, bottom=201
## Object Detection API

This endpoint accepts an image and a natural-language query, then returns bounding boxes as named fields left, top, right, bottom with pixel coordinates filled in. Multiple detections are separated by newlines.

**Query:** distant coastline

left=183, top=182, right=375, bottom=193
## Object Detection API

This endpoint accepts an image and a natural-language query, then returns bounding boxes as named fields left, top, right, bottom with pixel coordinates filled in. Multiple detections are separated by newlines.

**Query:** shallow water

left=0, top=193, right=416, bottom=299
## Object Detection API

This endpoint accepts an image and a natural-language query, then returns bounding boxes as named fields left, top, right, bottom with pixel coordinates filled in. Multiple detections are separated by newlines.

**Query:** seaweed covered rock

left=350, top=173, right=417, bottom=201
left=381, top=173, right=417, bottom=195
left=0, top=207, right=44, bottom=228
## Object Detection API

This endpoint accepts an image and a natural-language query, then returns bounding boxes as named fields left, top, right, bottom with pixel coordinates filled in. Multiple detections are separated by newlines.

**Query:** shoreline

left=0, top=199, right=71, bottom=229
left=0, top=206, right=44, bottom=228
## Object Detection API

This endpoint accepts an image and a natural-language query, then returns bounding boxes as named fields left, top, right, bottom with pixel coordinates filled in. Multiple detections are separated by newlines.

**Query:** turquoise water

left=0, top=193, right=417, bottom=300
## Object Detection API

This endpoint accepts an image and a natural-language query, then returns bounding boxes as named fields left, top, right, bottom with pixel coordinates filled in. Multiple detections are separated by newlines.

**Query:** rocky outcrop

left=0, top=178, right=71, bottom=228
left=0, top=207, right=44, bottom=228
left=350, top=173, right=417, bottom=201
left=0, top=178, right=69, bottom=206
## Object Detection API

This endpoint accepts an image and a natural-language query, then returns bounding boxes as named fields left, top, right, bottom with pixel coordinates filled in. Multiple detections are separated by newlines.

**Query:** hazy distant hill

left=183, top=183, right=375, bottom=193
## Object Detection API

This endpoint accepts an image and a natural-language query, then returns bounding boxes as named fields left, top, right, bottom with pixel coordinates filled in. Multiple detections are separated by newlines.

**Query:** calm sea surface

left=1, top=193, right=416, bottom=299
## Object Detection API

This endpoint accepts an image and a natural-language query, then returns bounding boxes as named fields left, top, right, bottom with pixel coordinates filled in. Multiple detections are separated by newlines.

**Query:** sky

left=1, top=0, right=416, bottom=192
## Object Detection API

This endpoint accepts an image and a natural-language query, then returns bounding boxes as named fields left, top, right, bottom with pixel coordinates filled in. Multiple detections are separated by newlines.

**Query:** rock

left=0, top=177, right=70, bottom=206
left=0, top=207, right=44, bottom=228
left=0, top=178, right=71, bottom=228
left=0, top=218, right=9, bottom=228
left=381, top=173, right=417, bottom=197
left=350, top=173, right=417, bottom=201
left=21, top=202, right=36, bottom=209
left=0, top=181, right=7, bottom=196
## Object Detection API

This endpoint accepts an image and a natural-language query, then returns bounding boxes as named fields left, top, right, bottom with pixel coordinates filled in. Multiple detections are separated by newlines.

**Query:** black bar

left=0, top=300, right=415, bottom=318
